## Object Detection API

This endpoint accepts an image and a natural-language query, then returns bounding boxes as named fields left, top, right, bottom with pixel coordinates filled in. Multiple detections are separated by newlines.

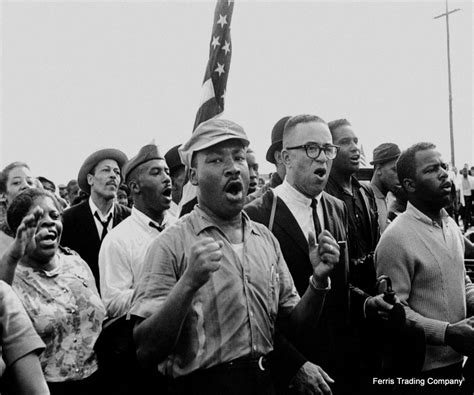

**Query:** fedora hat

left=266, top=116, right=290, bottom=164
left=77, top=148, right=128, bottom=194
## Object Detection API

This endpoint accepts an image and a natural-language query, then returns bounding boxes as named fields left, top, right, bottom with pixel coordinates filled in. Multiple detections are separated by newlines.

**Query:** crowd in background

left=0, top=115, right=474, bottom=395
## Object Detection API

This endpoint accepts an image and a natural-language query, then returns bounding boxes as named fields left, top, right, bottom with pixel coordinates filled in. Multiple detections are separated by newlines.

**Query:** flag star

left=221, top=89, right=226, bottom=99
left=211, top=36, right=220, bottom=49
left=217, top=14, right=228, bottom=28
left=215, top=63, right=225, bottom=76
left=222, top=41, right=231, bottom=55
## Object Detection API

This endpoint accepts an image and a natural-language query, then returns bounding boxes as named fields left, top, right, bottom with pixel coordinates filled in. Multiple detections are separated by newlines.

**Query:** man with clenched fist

left=130, top=118, right=339, bottom=395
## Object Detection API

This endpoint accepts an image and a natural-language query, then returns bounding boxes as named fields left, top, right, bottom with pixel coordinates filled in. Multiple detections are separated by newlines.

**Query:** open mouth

left=224, top=180, right=244, bottom=202
left=313, top=168, right=327, bottom=178
left=441, top=180, right=452, bottom=192
left=162, top=187, right=172, bottom=198
left=106, top=182, right=117, bottom=188
left=36, top=230, right=58, bottom=248
left=350, top=155, right=360, bottom=163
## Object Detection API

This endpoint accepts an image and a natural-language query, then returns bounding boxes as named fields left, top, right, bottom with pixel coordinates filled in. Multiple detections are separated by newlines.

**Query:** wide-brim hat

left=165, top=144, right=184, bottom=173
left=78, top=148, right=128, bottom=194
left=266, top=116, right=290, bottom=164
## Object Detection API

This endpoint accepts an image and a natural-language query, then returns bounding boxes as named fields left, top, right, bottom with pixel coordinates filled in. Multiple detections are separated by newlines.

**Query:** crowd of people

left=0, top=115, right=473, bottom=395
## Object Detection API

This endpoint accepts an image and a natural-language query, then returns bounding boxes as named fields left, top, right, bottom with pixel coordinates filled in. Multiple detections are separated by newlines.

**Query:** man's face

left=58, top=186, right=68, bottom=199
left=282, top=121, right=333, bottom=198
left=246, top=151, right=259, bottom=194
left=190, top=139, right=249, bottom=220
left=462, top=168, right=468, bottom=177
left=377, top=159, right=400, bottom=194
left=67, top=183, right=80, bottom=203
left=5, top=166, right=34, bottom=204
left=87, top=159, right=121, bottom=201
left=330, top=124, right=360, bottom=176
left=136, top=159, right=172, bottom=214
left=117, top=190, right=129, bottom=206
left=171, top=167, right=186, bottom=205
left=411, top=149, right=451, bottom=209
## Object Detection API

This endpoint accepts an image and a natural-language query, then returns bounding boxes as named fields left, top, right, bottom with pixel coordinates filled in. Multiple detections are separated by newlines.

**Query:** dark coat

left=245, top=189, right=369, bottom=382
left=61, top=200, right=131, bottom=290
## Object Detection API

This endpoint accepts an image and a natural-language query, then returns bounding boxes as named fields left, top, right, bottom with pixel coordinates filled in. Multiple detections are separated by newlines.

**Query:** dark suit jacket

left=245, top=189, right=368, bottom=379
left=61, top=200, right=131, bottom=289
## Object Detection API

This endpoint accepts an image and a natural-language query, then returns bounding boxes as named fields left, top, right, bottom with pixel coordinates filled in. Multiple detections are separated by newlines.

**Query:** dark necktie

left=310, top=199, right=322, bottom=241
left=149, top=222, right=164, bottom=232
left=94, top=212, right=113, bottom=242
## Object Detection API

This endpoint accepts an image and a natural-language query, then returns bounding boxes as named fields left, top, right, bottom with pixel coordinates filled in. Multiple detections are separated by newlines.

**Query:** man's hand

left=365, top=294, right=398, bottom=320
left=289, top=361, right=334, bottom=395
left=445, top=317, right=474, bottom=355
left=7, top=206, right=43, bottom=262
left=309, top=230, right=339, bottom=285
left=183, top=237, right=223, bottom=291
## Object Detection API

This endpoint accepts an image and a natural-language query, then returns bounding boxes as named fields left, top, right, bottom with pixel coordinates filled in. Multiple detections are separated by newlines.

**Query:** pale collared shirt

left=371, top=183, right=390, bottom=234
left=273, top=179, right=325, bottom=240
left=99, top=206, right=176, bottom=319
left=89, top=197, right=115, bottom=239
left=169, top=200, right=180, bottom=218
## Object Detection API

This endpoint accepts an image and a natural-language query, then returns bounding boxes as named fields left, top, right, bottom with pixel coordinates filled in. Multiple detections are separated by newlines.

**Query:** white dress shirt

left=273, top=179, right=325, bottom=241
left=98, top=206, right=177, bottom=319
left=89, top=197, right=115, bottom=239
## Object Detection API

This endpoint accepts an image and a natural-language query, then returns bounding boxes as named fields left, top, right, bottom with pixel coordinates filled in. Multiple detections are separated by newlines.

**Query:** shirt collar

left=89, top=197, right=114, bottom=220
left=280, top=178, right=323, bottom=207
left=131, top=206, right=172, bottom=231
left=371, top=183, right=385, bottom=199
left=405, top=201, right=449, bottom=228
left=191, top=205, right=262, bottom=237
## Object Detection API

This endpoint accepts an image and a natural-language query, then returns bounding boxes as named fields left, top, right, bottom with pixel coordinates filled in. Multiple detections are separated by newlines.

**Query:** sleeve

left=129, top=232, right=180, bottom=319
left=0, top=281, right=45, bottom=368
left=99, top=234, right=134, bottom=318
left=375, top=231, right=448, bottom=345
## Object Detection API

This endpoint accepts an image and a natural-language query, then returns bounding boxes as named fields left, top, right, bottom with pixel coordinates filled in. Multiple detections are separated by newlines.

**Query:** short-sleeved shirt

left=12, top=251, right=106, bottom=382
left=0, top=280, right=45, bottom=377
left=130, top=206, right=299, bottom=378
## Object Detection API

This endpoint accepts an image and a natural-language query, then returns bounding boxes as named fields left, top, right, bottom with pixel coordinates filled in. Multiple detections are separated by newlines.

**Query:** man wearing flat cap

left=131, top=118, right=339, bottom=394
left=61, top=148, right=131, bottom=289
left=97, top=144, right=175, bottom=395
left=369, top=143, right=401, bottom=234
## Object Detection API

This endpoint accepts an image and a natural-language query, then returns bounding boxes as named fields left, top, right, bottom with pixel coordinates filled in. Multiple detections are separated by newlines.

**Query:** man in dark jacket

left=61, top=148, right=131, bottom=290
left=246, top=114, right=393, bottom=394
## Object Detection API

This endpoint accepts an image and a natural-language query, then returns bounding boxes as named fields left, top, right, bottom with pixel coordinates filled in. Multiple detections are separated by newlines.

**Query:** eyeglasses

left=285, top=144, right=340, bottom=160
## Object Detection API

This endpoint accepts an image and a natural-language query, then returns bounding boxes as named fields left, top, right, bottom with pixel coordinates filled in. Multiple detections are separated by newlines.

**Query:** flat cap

left=122, top=144, right=165, bottom=183
left=266, top=116, right=290, bottom=164
left=78, top=148, right=128, bottom=194
left=165, top=144, right=184, bottom=172
left=370, top=143, right=401, bottom=165
left=179, top=118, right=249, bottom=168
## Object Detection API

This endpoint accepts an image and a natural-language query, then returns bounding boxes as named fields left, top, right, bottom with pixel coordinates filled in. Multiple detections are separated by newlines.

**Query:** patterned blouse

left=12, top=248, right=106, bottom=382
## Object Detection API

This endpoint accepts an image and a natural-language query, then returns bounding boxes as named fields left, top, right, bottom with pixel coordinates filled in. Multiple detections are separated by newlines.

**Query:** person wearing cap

left=369, top=143, right=401, bottom=234
left=375, top=143, right=474, bottom=393
left=61, top=148, right=131, bottom=289
left=246, top=115, right=399, bottom=394
left=246, top=116, right=290, bottom=204
left=130, top=118, right=339, bottom=394
left=96, top=144, right=175, bottom=395
left=165, top=144, right=186, bottom=218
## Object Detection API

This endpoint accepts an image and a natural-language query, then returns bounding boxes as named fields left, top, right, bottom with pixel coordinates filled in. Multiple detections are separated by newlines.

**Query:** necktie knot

left=149, top=222, right=164, bottom=232
left=94, top=212, right=112, bottom=242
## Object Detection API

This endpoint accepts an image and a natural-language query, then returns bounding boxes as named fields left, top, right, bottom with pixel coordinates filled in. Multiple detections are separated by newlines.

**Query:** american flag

left=193, top=0, right=234, bottom=131
left=360, top=144, right=368, bottom=167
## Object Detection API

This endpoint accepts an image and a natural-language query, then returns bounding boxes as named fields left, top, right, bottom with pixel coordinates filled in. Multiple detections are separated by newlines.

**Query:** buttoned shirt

left=89, top=197, right=115, bottom=239
left=12, top=251, right=106, bottom=382
left=130, top=206, right=299, bottom=378
left=99, top=207, right=176, bottom=319
left=375, top=202, right=474, bottom=371
left=274, top=179, right=325, bottom=240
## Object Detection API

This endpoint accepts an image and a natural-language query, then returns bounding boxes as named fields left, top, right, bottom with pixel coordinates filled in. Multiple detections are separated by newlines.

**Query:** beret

left=122, top=144, right=165, bottom=183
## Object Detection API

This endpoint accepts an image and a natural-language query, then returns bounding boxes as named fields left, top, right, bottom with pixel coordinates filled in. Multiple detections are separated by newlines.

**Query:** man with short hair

left=376, top=143, right=474, bottom=393
left=131, top=118, right=340, bottom=394
left=97, top=144, right=175, bottom=395
left=369, top=143, right=401, bottom=234
left=246, top=114, right=394, bottom=394
left=66, top=179, right=80, bottom=205
left=61, top=149, right=131, bottom=288
left=246, top=148, right=259, bottom=195
left=461, top=165, right=474, bottom=232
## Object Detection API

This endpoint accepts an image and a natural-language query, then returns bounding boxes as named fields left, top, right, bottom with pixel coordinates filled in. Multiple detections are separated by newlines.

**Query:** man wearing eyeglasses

left=246, top=114, right=394, bottom=394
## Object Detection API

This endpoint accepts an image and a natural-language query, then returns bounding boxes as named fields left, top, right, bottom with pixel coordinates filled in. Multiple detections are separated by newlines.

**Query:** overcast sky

left=1, top=0, right=472, bottom=184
